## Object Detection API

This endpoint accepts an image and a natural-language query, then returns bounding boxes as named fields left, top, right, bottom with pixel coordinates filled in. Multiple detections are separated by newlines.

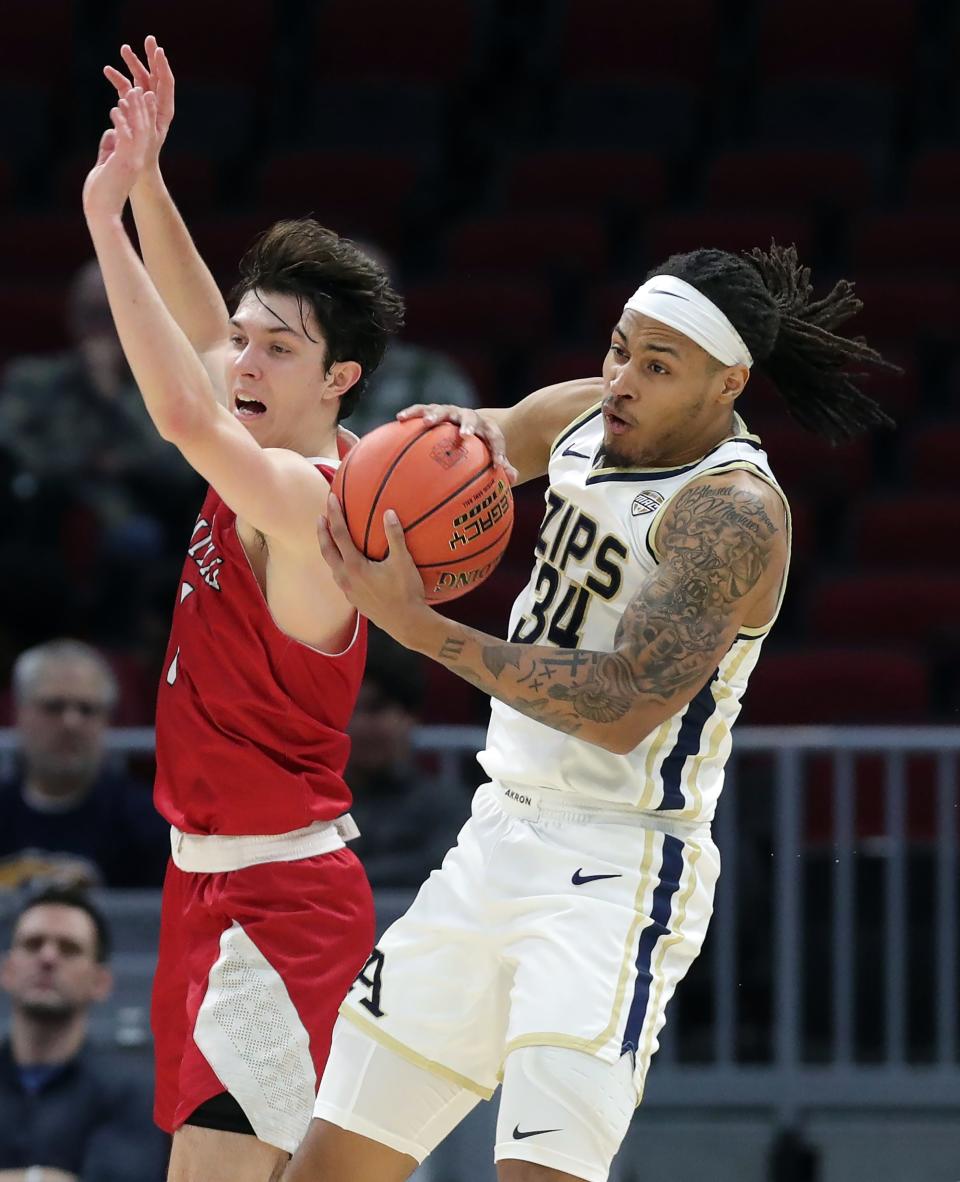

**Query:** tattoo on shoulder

left=613, top=480, right=782, bottom=700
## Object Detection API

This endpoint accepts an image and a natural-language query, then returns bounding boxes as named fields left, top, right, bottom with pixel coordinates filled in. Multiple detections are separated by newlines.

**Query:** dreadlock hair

left=232, top=219, right=405, bottom=422
left=648, top=243, right=897, bottom=442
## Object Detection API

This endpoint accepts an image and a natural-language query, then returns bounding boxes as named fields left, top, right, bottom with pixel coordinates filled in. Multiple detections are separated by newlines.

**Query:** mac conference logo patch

left=631, top=490, right=664, bottom=516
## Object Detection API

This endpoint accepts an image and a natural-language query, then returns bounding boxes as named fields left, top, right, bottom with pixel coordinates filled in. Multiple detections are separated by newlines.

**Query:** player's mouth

left=234, top=393, right=267, bottom=419
left=602, top=403, right=633, bottom=435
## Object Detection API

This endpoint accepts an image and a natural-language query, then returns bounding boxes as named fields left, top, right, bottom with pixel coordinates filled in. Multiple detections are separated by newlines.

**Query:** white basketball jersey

left=478, top=405, right=790, bottom=823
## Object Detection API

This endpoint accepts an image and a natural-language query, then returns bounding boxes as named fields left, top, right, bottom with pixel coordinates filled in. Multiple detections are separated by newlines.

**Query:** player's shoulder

left=662, top=468, right=788, bottom=557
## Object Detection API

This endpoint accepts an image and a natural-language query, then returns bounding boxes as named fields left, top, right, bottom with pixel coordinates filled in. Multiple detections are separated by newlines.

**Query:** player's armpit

left=483, top=377, right=604, bottom=485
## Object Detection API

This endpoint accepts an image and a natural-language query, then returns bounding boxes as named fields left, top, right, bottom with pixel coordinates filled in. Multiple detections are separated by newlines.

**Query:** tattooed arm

left=320, top=471, right=787, bottom=753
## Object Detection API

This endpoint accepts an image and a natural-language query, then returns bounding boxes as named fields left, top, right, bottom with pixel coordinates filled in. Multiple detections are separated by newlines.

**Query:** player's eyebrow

left=229, top=317, right=304, bottom=338
left=612, top=324, right=681, bottom=359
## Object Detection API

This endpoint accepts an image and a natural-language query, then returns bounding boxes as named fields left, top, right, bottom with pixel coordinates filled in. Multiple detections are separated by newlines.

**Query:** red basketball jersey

left=153, top=464, right=366, bottom=836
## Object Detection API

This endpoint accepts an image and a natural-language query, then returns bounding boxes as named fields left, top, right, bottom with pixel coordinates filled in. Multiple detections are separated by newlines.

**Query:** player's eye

left=229, top=334, right=246, bottom=347
left=648, top=361, right=668, bottom=375
left=609, top=344, right=629, bottom=360
left=270, top=344, right=290, bottom=355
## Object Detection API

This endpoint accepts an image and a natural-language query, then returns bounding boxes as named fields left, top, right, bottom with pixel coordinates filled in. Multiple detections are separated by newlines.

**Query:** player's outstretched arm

left=397, top=376, right=604, bottom=486
left=104, top=37, right=230, bottom=364
left=320, top=470, right=787, bottom=753
left=83, top=90, right=333, bottom=548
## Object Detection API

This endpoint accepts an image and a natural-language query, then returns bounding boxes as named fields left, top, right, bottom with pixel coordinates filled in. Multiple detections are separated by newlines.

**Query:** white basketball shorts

left=337, top=780, right=720, bottom=1101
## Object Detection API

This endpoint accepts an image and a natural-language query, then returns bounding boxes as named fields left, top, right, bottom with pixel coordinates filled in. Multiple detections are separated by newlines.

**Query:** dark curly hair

left=648, top=243, right=898, bottom=441
left=232, top=219, right=405, bottom=421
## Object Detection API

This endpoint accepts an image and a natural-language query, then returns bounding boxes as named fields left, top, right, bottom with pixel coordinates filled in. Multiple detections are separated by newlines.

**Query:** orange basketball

left=331, top=417, right=514, bottom=604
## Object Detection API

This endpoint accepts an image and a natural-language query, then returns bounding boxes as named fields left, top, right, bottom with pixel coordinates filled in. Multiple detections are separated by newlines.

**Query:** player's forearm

left=129, top=167, right=229, bottom=354
left=85, top=213, right=219, bottom=442
left=406, top=612, right=646, bottom=754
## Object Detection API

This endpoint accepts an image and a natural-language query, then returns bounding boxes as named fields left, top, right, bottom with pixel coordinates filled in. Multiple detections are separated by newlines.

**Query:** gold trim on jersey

left=549, top=402, right=603, bottom=455
left=670, top=638, right=759, bottom=821
left=584, top=413, right=762, bottom=483
left=338, top=1004, right=495, bottom=1099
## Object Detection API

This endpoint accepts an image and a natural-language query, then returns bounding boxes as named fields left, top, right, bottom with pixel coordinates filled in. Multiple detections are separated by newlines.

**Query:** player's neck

left=644, top=413, right=738, bottom=470
left=288, top=424, right=340, bottom=461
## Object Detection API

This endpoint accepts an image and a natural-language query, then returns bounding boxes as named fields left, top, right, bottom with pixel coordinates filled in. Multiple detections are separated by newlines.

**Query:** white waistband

left=488, top=782, right=710, bottom=838
left=170, top=815, right=360, bottom=874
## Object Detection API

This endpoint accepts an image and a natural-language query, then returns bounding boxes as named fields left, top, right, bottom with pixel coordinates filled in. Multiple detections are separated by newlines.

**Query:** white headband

left=624, top=275, right=753, bottom=368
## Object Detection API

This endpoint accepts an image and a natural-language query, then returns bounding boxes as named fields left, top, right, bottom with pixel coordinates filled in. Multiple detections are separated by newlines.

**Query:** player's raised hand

left=103, top=34, right=174, bottom=169
left=396, top=403, right=518, bottom=484
left=82, top=87, right=158, bottom=219
left=318, top=494, right=427, bottom=640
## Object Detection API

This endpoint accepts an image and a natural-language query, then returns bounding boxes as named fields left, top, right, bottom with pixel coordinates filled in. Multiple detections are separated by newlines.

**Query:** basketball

left=331, top=417, right=514, bottom=603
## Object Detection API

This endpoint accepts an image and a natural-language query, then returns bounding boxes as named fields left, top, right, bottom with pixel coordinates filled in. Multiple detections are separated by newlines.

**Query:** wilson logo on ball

left=430, top=441, right=468, bottom=470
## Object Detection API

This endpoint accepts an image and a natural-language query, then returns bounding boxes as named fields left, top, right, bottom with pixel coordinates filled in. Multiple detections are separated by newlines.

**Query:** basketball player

left=82, top=74, right=404, bottom=1182
left=284, top=246, right=894, bottom=1182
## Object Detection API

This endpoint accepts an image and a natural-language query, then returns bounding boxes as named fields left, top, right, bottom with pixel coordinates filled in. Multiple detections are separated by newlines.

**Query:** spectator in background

left=0, top=259, right=200, bottom=648
left=346, top=244, right=478, bottom=436
left=0, top=640, right=168, bottom=891
left=0, top=885, right=168, bottom=1180
left=347, top=629, right=469, bottom=889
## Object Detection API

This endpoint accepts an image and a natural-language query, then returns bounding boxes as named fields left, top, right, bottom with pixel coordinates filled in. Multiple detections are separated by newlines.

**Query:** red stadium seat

left=851, top=212, right=960, bottom=272
left=757, top=0, right=916, bottom=83
left=903, top=423, right=960, bottom=492
left=502, top=150, right=667, bottom=213
left=906, top=148, right=960, bottom=206
left=849, top=278, right=960, bottom=350
left=527, top=348, right=603, bottom=392
left=808, top=574, right=960, bottom=645
left=559, top=0, right=718, bottom=82
left=445, top=213, right=607, bottom=275
left=644, top=213, right=815, bottom=272
left=188, top=215, right=278, bottom=286
left=743, top=425, right=873, bottom=498
left=804, top=754, right=945, bottom=844
left=582, top=280, right=637, bottom=343
left=741, top=648, right=930, bottom=724
left=850, top=496, right=960, bottom=569
left=57, top=151, right=218, bottom=214
left=313, top=0, right=480, bottom=81
left=304, top=82, right=444, bottom=149
left=257, top=151, right=422, bottom=210
left=404, top=279, right=553, bottom=349
left=0, top=216, right=91, bottom=281
left=256, top=151, right=419, bottom=246
left=118, top=0, right=275, bottom=83
left=703, top=149, right=874, bottom=212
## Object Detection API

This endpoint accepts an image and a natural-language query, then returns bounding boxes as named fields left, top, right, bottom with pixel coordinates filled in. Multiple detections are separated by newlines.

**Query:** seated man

left=347, top=629, right=469, bottom=891
left=0, top=885, right=168, bottom=1180
left=0, top=639, right=169, bottom=890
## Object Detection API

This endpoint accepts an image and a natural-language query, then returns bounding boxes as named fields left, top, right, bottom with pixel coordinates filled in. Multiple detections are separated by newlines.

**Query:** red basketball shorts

left=151, top=847, right=375, bottom=1153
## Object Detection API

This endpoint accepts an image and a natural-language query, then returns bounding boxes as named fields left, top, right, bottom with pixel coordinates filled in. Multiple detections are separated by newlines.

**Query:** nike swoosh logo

left=571, top=869, right=623, bottom=885
left=561, top=445, right=590, bottom=459
left=513, top=1125, right=562, bottom=1140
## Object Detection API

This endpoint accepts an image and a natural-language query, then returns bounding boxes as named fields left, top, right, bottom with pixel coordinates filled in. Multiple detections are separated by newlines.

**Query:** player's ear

left=325, top=359, right=362, bottom=398
left=717, top=363, right=749, bottom=407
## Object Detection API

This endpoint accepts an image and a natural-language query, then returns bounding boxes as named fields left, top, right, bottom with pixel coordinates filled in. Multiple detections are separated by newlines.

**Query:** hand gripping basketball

left=330, top=417, right=514, bottom=603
